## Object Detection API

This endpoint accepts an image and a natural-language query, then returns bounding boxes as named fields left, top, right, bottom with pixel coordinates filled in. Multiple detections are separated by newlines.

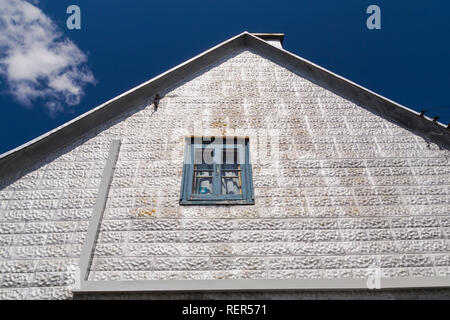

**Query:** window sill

left=179, top=199, right=255, bottom=206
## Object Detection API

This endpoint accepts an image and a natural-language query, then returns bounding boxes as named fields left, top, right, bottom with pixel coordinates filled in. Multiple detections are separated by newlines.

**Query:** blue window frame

left=180, top=137, right=254, bottom=205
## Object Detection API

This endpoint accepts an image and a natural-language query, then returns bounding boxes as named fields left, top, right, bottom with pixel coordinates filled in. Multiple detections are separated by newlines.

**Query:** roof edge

left=245, top=32, right=449, bottom=144
left=0, top=32, right=248, bottom=177
left=1, top=31, right=449, bottom=178
left=0, top=31, right=248, bottom=161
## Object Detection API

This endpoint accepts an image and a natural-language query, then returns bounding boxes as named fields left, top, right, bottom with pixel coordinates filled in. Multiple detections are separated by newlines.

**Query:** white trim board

left=73, top=276, right=450, bottom=294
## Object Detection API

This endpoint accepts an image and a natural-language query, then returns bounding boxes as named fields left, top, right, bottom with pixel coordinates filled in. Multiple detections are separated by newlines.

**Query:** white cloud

left=0, top=0, right=95, bottom=114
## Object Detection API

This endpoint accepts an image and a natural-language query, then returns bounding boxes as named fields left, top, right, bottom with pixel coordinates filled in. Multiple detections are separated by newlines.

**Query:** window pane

left=192, top=147, right=214, bottom=195
left=221, top=148, right=240, bottom=166
left=220, top=148, right=242, bottom=195
left=221, top=169, right=242, bottom=195
left=193, top=169, right=213, bottom=195
left=194, top=148, right=214, bottom=167
left=221, top=175, right=242, bottom=195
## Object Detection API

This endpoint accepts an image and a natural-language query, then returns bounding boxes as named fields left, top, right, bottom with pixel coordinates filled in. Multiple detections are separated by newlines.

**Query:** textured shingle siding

left=0, top=48, right=449, bottom=299
left=0, top=138, right=110, bottom=299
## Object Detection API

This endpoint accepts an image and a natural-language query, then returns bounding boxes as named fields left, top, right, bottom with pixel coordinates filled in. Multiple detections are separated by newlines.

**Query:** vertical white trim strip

left=78, top=139, right=121, bottom=281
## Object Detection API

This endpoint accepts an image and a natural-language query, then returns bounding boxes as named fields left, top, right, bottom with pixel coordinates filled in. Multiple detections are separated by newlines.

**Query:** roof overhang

left=0, top=31, right=449, bottom=177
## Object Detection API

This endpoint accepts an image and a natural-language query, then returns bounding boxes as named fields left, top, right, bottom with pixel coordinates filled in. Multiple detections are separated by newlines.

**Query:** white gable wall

left=0, top=48, right=449, bottom=299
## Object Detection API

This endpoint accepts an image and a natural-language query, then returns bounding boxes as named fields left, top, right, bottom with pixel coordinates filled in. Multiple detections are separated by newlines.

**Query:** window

left=180, top=137, right=254, bottom=205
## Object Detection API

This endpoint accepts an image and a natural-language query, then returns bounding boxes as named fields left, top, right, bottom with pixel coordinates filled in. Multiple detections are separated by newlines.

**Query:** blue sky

left=0, top=0, right=449, bottom=154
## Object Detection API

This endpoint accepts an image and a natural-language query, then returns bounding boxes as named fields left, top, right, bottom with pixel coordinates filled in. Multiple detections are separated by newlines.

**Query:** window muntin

left=180, top=137, right=254, bottom=205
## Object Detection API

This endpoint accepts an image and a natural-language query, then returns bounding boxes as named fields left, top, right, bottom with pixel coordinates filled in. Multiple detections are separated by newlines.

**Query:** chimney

left=251, top=33, right=284, bottom=49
